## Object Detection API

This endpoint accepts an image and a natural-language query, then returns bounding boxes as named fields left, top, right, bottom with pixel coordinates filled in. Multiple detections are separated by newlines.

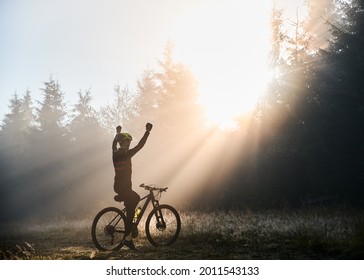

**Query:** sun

left=172, top=1, right=272, bottom=129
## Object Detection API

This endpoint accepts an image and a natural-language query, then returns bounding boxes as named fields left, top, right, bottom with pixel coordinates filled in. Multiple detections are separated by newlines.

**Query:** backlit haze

left=0, top=0, right=312, bottom=215
left=0, top=0, right=307, bottom=126
left=173, top=2, right=272, bottom=129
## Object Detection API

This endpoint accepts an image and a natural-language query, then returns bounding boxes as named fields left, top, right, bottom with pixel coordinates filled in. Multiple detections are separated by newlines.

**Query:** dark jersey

left=112, top=131, right=150, bottom=194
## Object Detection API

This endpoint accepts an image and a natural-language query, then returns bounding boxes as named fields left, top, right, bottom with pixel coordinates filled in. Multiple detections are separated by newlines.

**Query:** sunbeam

left=172, top=1, right=272, bottom=129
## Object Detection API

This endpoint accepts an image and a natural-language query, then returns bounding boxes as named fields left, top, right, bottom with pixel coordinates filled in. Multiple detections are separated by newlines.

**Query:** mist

left=2, top=0, right=364, bottom=225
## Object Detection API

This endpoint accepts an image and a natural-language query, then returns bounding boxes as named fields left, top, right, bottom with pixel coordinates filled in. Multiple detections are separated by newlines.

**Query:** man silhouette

left=112, top=123, right=153, bottom=250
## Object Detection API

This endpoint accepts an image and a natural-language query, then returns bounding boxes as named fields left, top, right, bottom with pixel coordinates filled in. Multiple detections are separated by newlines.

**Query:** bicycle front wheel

left=91, top=207, right=126, bottom=251
left=145, top=204, right=181, bottom=246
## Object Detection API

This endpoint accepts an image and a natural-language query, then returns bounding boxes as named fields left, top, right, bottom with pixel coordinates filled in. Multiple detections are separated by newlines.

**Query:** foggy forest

left=1, top=0, right=364, bottom=221
left=1, top=0, right=364, bottom=260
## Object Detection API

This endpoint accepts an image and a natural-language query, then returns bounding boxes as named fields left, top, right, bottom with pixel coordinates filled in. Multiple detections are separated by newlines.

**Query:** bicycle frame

left=131, top=189, right=161, bottom=227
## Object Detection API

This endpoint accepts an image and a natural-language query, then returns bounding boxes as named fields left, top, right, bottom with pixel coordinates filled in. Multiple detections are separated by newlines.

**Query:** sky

left=0, top=0, right=306, bottom=123
left=0, top=0, right=194, bottom=120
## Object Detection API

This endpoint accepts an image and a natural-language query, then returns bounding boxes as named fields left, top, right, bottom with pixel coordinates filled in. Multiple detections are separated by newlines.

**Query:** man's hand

left=146, top=123, right=153, bottom=132
left=116, top=125, right=122, bottom=134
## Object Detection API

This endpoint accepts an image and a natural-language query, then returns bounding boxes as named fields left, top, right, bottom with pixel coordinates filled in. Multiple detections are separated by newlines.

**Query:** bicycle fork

left=152, top=200, right=166, bottom=230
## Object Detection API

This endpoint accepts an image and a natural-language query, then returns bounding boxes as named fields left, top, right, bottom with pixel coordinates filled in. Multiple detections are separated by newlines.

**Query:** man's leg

left=124, top=191, right=140, bottom=235
left=123, top=190, right=140, bottom=249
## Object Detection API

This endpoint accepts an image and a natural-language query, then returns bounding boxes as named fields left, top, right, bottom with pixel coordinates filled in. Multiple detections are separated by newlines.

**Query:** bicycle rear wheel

left=91, top=207, right=126, bottom=251
left=145, top=204, right=181, bottom=246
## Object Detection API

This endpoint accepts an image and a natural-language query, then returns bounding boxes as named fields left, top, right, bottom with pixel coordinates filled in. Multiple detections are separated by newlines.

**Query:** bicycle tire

left=91, top=207, right=126, bottom=251
left=145, top=204, right=181, bottom=246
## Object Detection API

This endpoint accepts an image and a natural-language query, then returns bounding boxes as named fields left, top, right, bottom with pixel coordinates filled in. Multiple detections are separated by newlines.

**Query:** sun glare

left=172, top=1, right=272, bottom=129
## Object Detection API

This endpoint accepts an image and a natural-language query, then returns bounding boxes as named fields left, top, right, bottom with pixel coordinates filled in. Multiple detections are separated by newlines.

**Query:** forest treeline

left=1, top=0, right=364, bottom=221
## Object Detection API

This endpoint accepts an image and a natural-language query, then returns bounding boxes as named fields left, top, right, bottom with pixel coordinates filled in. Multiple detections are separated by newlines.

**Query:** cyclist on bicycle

left=112, top=122, right=153, bottom=250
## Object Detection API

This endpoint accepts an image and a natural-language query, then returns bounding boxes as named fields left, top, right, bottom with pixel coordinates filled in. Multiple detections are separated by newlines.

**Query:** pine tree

left=312, top=0, right=364, bottom=200
left=65, top=90, right=110, bottom=215
left=99, top=84, right=138, bottom=136
left=36, top=77, right=68, bottom=138
left=304, top=0, right=336, bottom=50
left=0, top=93, right=26, bottom=155
left=136, top=68, right=159, bottom=127
left=69, top=89, right=104, bottom=144
left=0, top=91, right=35, bottom=221
left=154, top=41, right=203, bottom=133
left=27, top=77, right=70, bottom=183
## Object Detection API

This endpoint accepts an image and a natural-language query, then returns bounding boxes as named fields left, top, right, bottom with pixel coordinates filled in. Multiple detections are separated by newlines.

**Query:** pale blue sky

left=0, top=0, right=199, bottom=120
left=0, top=0, right=303, bottom=123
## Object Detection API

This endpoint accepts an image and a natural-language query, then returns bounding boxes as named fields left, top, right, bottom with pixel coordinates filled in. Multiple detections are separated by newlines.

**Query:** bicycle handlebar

left=140, top=183, right=168, bottom=192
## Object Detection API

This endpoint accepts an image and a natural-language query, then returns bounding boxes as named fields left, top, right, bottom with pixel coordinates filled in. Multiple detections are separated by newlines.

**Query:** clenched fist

left=146, top=123, right=153, bottom=132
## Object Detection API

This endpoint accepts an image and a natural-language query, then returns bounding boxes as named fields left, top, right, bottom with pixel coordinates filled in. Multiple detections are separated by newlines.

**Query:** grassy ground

left=1, top=206, right=364, bottom=260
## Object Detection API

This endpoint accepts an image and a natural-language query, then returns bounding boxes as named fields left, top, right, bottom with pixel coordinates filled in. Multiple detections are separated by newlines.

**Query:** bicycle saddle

left=114, top=194, right=124, bottom=202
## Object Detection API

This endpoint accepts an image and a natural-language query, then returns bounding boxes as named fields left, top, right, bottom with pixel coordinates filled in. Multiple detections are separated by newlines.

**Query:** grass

left=1, top=206, right=364, bottom=260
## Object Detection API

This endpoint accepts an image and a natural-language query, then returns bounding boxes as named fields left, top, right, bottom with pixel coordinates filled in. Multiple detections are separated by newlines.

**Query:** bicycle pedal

left=132, top=227, right=139, bottom=238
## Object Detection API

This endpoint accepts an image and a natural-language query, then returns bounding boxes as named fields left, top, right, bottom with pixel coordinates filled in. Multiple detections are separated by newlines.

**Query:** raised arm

left=112, top=125, right=122, bottom=152
left=112, top=134, right=118, bottom=152
left=128, top=123, right=153, bottom=157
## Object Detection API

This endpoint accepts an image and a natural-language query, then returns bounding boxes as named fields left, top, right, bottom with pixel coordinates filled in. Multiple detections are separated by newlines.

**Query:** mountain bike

left=91, top=183, right=181, bottom=251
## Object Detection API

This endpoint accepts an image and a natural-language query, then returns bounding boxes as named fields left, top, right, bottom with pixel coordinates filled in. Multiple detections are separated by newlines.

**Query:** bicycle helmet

left=116, top=132, right=133, bottom=143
